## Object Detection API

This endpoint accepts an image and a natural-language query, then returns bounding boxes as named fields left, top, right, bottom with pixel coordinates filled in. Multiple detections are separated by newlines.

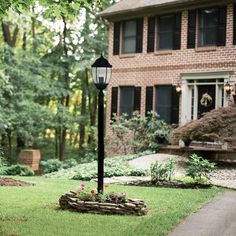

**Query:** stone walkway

left=168, top=191, right=236, bottom=236
left=104, top=153, right=236, bottom=190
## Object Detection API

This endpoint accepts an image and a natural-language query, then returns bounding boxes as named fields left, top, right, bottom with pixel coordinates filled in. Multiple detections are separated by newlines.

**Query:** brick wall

left=105, top=3, right=236, bottom=136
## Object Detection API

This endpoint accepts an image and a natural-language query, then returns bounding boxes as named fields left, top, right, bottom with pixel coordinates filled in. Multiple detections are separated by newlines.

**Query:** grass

left=0, top=176, right=223, bottom=236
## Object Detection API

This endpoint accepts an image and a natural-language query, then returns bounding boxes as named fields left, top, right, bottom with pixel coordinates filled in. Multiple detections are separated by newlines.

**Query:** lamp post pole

left=91, top=54, right=112, bottom=195
left=97, top=89, right=104, bottom=194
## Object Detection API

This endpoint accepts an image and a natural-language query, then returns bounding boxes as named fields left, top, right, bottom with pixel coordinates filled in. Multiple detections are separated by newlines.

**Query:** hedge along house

left=99, top=0, right=236, bottom=133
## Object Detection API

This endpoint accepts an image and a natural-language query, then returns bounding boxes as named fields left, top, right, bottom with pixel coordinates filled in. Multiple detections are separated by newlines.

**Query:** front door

left=197, top=85, right=215, bottom=118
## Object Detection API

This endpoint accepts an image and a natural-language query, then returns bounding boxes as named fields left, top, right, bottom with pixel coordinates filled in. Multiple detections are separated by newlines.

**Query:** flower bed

left=59, top=184, right=147, bottom=216
left=126, top=180, right=212, bottom=189
left=59, top=192, right=147, bottom=216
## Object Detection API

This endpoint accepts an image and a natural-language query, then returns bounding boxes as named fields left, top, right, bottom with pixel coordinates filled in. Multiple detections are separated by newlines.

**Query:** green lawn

left=0, top=177, right=223, bottom=236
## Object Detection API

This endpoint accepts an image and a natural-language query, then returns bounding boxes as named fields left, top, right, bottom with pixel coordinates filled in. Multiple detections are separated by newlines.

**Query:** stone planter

left=59, top=192, right=148, bottom=216
left=19, top=149, right=41, bottom=171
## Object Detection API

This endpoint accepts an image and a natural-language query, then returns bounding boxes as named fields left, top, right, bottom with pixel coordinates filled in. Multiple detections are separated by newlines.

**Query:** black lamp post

left=91, top=55, right=112, bottom=194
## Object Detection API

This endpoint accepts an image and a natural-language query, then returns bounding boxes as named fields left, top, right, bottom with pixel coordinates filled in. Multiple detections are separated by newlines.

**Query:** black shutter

left=171, top=87, right=180, bottom=124
left=136, top=18, right=143, bottom=53
left=145, top=87, right=153, bottom=116
left=111, top=87, right=118, bottom=119
left=173, top=13, right=181, bottom=50
left=147, top=17, right=156, bottom=52
left=217, top=6, right=227, bottom=46
left=187, top=10, right=197, bottom=49
left=234, top=4, right=236, bottom=45
left=133, top=87, right=141, bottom=112
left=113, top=22, right=120, bottom=55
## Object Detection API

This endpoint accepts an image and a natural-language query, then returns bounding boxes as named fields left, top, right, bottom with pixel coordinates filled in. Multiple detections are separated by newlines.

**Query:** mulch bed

left=126, top=180, right=212, bottom=189
left=0, top=177, right=34, bottom=187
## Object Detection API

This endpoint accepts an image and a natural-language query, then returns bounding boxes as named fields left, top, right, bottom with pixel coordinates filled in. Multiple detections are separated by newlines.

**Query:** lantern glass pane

left=96, top=67, right=107, bottom=84
left=92, top=67, right=98, bottom=84
left=106, top=67, right=112, bottom=84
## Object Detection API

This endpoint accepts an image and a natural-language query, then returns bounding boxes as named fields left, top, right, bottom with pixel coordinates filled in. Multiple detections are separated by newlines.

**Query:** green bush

left=185, top=154, right=216, bottom=181
left=150, top=159, right=175, bottom=183
left=40, top=159, right=62, bottom=174
left=72, top=158, right=146, bottom=181
left=45, top=153, right=149, bottom=179
left=61, top=158, right=78, bottom=169
left=40, top=158, right=80, bottom=174
left=110, top=111, right=172, bottom=155
left=0, top=164, right=34, bottom=176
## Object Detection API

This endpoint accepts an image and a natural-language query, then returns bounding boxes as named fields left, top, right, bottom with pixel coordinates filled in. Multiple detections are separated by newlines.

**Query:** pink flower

left=80, top=184, right=85, bottom=190
left=120, top=192, right=126, bottom=197
left=91, top=188, right=97, bottom=195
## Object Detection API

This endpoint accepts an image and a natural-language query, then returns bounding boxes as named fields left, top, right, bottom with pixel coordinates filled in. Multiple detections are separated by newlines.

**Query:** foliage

left=44, top=153, right=148, bottom=179
left=0, top=164, right=34, bottom=176
left=0, top=0, right=115, bottom=163
left=0, top=177, right=222, bottom=236
left=175, top=176, right=212, bottom=186
left=72, top=158, right=146, bottom=181
left=40, top=159, right=63, bottom=174
left=150, top=159, right=175, bottom=183
left=110, top=111, right=172, bottom=155
left=40, top=158, right=78, bottom=174
left=0, top=148, right=7, bottom=168
left=185, top=154, right=216, bottom=181
left=75, top=183, right=127, bottom=203
left=171, top=106, right=236, bottom=146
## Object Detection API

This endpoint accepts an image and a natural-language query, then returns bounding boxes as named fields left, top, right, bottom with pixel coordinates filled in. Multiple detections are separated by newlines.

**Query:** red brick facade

left=105, top=2, right=236, bottom=133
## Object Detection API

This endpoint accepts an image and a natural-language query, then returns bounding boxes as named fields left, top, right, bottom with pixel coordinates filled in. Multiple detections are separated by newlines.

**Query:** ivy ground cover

left=0, top=177, right=223, bottom=236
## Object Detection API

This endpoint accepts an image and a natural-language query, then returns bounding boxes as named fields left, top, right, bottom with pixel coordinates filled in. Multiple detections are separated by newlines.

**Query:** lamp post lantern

left=91, top=55, right=112, bottom=194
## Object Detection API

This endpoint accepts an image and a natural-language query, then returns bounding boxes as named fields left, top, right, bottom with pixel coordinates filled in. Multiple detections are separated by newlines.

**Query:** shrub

left=61, top=158, right=78, bottom=169
left=150, top=159, right=175, bottom=183
left=72, top=158, right=146, bottom=181
left=40, top=158, right=79, bottom=174
left=0, top=164, right=34, bottom=176
left=40, top=159, right=62, bottom=174
left=185, top=154, right=216, bottom=181
left=45, top=153, right=148, bottom=179
left=109, top=111, right=172, bottom=155
left=171, top=106, right=236, bottom=146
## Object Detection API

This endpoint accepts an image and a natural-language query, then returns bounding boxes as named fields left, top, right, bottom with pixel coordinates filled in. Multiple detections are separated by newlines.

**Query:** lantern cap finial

left=91, top=55, right=112, bottom=68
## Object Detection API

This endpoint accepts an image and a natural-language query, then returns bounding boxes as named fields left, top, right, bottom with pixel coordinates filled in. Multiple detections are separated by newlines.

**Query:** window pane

left=123, top=21, right=136, bottom=37
left=123, top=37, right=136, bottom=53
left=201, top=28, right=217, bottom=46
left=159, top=15, right=174, bottom=31
left=199, top=8, right=218, bottom=46
left=159, top=32, right=173, bottom=49
left=156, top=86, right=172, bottom=124
left=120, top=87, right=134, bottom=117
left=157, top=14, right=174, bottom=50
left=122, top=20, right=137, bottom=53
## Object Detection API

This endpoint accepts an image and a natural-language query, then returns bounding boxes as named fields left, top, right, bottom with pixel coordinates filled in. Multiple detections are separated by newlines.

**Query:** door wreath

left=200, top=93, right=213, bottom=107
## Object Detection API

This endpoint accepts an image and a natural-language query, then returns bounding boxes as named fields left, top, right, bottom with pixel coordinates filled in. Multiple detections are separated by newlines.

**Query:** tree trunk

left=58, top=15, right=70, bottom=161
left=2, top=22, right=19, bottom=47
left=79, top=71, right=88, bottom=148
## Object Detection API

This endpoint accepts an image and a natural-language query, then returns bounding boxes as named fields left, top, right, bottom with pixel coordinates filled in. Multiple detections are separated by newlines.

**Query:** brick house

left=99, top=0, right=236, bottom=132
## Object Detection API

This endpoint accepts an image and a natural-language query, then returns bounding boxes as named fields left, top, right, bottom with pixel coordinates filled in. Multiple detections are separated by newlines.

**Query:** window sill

left=195, top=46, right=217, bottom=53
left=154, top=50, right=173, bottom=56
left=119, top=54, right=136, bottom=59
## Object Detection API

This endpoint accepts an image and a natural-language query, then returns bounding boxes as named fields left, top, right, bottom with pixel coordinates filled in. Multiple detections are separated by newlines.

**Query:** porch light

left=91, top=55, right=112, bottom=90
left=224, top=81, right=232, bottom=95
left=175, top=83, right=182, bottom=93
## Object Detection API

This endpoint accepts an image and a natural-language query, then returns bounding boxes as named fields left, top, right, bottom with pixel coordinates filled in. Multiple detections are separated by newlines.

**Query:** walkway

left=169, top=191, right=236, bottom=236
left=103, top=153, right=236, bottom=190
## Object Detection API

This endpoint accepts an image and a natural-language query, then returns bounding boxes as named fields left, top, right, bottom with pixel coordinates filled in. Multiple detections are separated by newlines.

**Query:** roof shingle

left=99, top=0, right=197, bottom=18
